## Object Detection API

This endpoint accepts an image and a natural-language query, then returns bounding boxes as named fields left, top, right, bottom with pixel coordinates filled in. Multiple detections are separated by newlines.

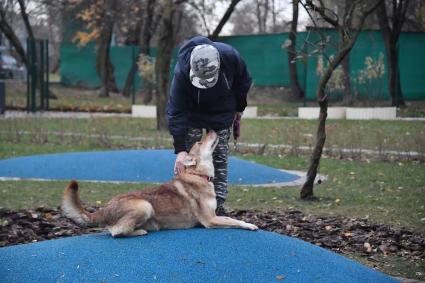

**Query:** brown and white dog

left=62, top=130, right=258, bottom=237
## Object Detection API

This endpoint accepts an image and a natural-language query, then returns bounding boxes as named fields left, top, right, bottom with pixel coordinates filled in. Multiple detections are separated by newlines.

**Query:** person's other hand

left=174, top=151, right=188, bottom=175
left=233, top=112, right=242, bottom=140
left=235, top=112, right=243, bottom=120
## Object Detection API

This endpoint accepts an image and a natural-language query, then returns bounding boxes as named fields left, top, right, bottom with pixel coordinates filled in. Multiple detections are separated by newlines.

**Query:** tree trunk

left=155, top=0, right=175, bottom=131
left=122, top=0, right=156, bottom=98
left=287, top=0, right=304, bottom=100
left=341, top=48, right=353, bottom=105
left=96, top=0, right=118, bottom=97
left=122, top=58, right=138, bottom=98
left=96, top=33, right=112, bottom=97
left=301, top=0, right=382, bottom=200
left=143, top=84, right=154, bottom=104
left=300, top=98, right=327, bottom=199
left=387, top=40, right=405, bottom=106
left=376, top=1, right=407, bottom=107
left=301, top=42, right=355, bottom=199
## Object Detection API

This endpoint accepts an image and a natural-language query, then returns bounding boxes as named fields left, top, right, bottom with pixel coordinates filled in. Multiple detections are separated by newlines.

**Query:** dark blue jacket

left=167, top=36, right=252, bottom=153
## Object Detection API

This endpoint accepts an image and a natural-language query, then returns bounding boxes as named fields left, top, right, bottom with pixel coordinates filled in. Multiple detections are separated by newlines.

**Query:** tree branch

left=17, top=0, right=34, bottom=40
left=304, top=0, right=339, bottom=27
left=210, top=0, right=241, bottom=40
left=0, top=8, right=27, bottom=65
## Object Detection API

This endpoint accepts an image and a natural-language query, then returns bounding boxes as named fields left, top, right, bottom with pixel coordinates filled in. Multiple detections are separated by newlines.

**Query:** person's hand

left=174, top=151, right=188, bottom=175
left=235, top=112, right=243, bottom=120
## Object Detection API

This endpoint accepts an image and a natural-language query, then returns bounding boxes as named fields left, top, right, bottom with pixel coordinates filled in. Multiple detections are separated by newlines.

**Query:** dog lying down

left=62, top=130, right=258, bottom=237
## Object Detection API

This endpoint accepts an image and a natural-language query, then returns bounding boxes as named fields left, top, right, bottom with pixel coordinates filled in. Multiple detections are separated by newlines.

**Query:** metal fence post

left=26, top=38, right=30, bottom=112
left=30, top=38, right=37, bottom=112
left=40, top=39, right=45, bottom=110
left=45, top=39, right=49, bottom=110
left=132, top=45, right=136, bottom=105
left=0, top=80, right=5, bottom=114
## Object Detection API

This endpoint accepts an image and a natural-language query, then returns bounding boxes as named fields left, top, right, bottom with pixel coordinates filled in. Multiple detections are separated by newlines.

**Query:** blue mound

left=0, top=150, right=299, bottom=185
left=0, top=229, right=398, bottom=283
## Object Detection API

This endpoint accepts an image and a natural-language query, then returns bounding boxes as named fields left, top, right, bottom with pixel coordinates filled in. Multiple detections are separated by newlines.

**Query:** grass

left=1, top=85, right=425, bottom=279
left=1, top=148, right=424, bottom=279
left=5, top=82, right=135, bottom=113
left=1, top=117, right=424, bottom=159
left=1, top=153, right=423, bottom=233
left=5, top=81, right=425, bottom=117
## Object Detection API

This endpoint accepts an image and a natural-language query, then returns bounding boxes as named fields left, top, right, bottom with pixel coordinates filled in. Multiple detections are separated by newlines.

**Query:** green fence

left=60, top=31, right=425, bottom=100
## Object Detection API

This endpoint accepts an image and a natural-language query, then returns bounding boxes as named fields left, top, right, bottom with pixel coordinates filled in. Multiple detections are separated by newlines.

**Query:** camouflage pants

left=186, top=128, right=231, bottom=203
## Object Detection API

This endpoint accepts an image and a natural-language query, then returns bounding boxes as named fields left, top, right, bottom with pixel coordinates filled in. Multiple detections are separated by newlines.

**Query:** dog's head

left=181, top=130, right=219, bottom=178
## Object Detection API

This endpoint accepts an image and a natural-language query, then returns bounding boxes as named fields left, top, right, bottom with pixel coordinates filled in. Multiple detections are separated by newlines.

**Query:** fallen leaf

left=379, top=244, right=389, bottom=256
left=364, top=242, right=372, bottom=253
left=44, top=213, right=53, bottom=220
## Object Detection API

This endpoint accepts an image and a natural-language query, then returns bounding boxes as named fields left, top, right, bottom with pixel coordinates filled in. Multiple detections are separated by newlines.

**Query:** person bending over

left=166, top=35, right=252, bottom=215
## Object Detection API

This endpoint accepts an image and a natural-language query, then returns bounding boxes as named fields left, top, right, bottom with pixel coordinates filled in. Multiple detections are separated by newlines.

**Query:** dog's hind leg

left=108, top=217, right=138, bottom=237
left=108, top=200, right=154, bottom=238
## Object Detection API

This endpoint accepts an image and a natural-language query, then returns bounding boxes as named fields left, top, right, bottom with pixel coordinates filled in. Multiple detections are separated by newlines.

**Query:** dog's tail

left=62, top=181, right=104, bottom=226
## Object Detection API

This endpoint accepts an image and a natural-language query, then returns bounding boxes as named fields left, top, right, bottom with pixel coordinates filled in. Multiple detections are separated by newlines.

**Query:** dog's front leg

left=202, top=216, right=258, bottom=231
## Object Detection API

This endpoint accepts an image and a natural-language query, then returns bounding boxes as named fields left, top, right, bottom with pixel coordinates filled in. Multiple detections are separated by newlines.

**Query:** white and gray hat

left=189, top=44, right=220, bottom=89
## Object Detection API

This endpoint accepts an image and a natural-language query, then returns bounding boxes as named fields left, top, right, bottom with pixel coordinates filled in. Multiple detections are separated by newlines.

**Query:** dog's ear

left=181, top=155, right=196, bottom=167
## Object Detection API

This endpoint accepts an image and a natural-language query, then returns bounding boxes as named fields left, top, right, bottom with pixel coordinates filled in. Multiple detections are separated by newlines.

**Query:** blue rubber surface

left=0, top=150, right=299, bottom=185
left=0, top=229, right=398, bottom=283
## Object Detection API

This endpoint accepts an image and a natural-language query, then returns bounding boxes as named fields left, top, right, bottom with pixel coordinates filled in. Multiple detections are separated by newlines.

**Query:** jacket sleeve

left=232, top=49, right=252, bottom=112
left=166, top=68, right=190, bottom=154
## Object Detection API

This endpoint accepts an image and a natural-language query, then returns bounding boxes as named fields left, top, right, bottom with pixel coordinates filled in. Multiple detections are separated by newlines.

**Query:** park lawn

left=1, top=117, right=424, bottom=156
left=1, top=146, right=424, bottom=280
left=5, top=82, right=134, bottom=113
left=1, top=148, right=423, bottom=234
left=1, top=116, right=424, bottom=280
left=5, top=81, right=425, bottom=117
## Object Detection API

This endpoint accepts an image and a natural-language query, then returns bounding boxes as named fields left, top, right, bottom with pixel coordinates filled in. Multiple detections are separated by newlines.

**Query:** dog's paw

left=245, top=223, right=259, bottom=231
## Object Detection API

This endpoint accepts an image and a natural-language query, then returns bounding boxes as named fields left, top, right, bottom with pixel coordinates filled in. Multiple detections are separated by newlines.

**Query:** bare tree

left=95, top=0, right=119, bottom=97
left=376, top=0, right=411, bottom=107
left=299, top=0, right=382, bottom=199
left=230, top=3, right=257, bottom=34
left=255, top=0, right=270, bottom=33
left=71, top=0, right=119, bottom=97
left=17, top=0, right=34, bottom=41
left=0, top=1, right=27, bottom=66
left=122, top=0, right=159, bottom=99
left=230, top=0, right=290, bottom=35
left=287, top=0, right=304, bottom=100
left=155, top=0, right=182, bottom=130
left=340, top=0, right=354, bottom=105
